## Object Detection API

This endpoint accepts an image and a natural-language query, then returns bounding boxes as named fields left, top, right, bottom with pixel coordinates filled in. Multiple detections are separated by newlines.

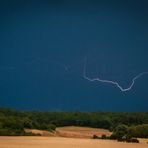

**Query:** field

left=1, top=127, right=148, bottom=148
left=0, top=137, right=148, bottom=148
left=26, top=126, right=112, bottom=138
left=56, top=126, right=112, bottom=138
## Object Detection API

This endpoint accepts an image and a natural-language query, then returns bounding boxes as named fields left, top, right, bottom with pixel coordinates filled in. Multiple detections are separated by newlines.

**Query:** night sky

left=0, top=0, right=148, bottom=111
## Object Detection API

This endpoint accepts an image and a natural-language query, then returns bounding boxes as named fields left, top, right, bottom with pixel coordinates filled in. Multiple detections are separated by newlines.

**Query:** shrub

left=101, top=134, right=107, bottom=139
left=47, top=124, right=56, bottom=131
left=126, top=138, right=139, bottom=143
left=129, top=124, right=148, bottom=138
left=93, top=135, right=99, bottom=139
left=111, top=124, right=128, bottom=141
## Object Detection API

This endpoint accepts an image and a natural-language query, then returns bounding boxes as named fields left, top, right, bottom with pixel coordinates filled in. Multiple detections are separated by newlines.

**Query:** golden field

left=0, top=136, right=148, bottom=148
left=1, top=127, right=148, bottom=148
left=56, top=126, right=112, bottom=138
left=25, top=126, right=112, bottom=138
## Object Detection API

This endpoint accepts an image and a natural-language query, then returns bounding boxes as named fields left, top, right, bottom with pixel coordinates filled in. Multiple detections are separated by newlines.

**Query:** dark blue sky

left=0, top=0, right=148, bottom=111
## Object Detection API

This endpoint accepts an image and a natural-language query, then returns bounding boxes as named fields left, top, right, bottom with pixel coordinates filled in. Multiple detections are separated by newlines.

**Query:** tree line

left=0, top=108, right=148, bottom=138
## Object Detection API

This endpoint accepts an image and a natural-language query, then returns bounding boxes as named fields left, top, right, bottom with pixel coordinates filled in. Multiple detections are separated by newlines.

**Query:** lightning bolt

left=83, top=57, right=148, bottom=92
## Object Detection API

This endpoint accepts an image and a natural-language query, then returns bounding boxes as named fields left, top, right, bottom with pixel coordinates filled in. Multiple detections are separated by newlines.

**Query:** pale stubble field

left=0, top=137, right=148, bottom=148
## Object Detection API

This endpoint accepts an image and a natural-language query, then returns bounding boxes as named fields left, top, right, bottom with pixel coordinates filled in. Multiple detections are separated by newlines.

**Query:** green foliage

left=129, top=124, right=148, bottom=138
left=101, top=134, right=107, bottom=139
left=23, top=117, right=34, bottom=128
left=110, top=124, right=128, bottom=141
left=0, top=108, right=148, bottom=137
left=48, top=124, right=56, bottom=131
left=110, top=124, right=141, bottom=143
left=0, top=128, right=26, bottom=136
left=2, top=117, right=24, bottom=130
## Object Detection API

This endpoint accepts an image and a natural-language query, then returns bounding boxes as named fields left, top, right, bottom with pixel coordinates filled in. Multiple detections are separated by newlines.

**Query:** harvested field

left=25, top=126, right=112, bottom=138
left=56, top=126, right=112, bottom=138
left=0, top=137, right=147, bottom=148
